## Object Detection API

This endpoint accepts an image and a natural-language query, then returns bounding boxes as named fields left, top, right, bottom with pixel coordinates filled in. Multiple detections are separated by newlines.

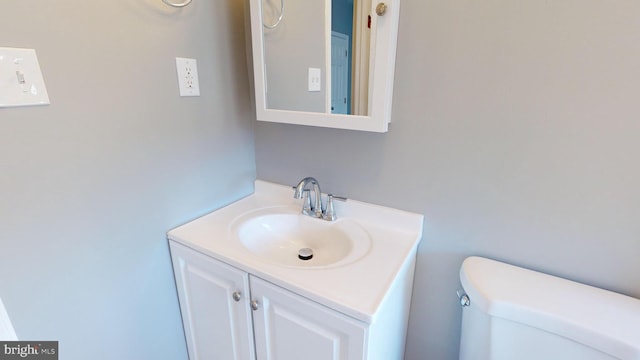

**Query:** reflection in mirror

left=332, top=0, right=371, bottom=115
left=262, top=0, right=371, bottom=115
left=262, top=0, right=327, bottom=113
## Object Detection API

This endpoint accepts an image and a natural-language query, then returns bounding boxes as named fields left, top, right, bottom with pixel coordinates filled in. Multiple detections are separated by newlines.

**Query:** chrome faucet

left=293, top=177, right=346, bottom=221
left=293, top=177, right=323, bottom=218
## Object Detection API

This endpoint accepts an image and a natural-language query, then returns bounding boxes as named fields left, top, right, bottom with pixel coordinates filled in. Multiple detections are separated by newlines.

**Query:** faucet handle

left=322, top=194, right=347, bottom=221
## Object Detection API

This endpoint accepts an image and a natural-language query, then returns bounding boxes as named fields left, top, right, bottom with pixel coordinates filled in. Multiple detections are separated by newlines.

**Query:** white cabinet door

left=250, top=276, right=367, bottom=360
left=170, top=242, right=255, bottom=360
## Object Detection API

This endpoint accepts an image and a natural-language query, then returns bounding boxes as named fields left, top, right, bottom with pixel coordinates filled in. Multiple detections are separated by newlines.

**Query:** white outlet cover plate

left=0, top=47, right=50, bottom=108
left=175, top=57, right=200, bottom=97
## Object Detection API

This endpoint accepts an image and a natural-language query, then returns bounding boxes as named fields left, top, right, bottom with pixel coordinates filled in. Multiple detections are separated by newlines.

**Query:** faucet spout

left=293, top=177, right=323, bottom=218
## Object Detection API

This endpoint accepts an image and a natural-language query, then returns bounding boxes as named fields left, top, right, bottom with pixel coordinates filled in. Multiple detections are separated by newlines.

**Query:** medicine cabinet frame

left=248, top=0, right=401, bottom=132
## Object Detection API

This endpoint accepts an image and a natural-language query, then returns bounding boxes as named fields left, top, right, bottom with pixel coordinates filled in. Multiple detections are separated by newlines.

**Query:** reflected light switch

left=0, top=47, right=50, bottom=108
left=308, top=67, right=321, bottom=92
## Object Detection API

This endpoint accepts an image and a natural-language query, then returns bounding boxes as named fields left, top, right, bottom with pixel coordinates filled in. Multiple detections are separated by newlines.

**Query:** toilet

left=458, top=256, right=640, bottom=360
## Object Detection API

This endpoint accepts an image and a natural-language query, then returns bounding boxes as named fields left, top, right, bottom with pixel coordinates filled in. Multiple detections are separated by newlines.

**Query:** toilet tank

left=458, top=257, right=640, bottom=360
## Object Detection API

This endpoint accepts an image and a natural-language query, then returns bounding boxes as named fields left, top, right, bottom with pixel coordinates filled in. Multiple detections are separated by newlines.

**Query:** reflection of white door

left=331, top=31, right=349, bottom=114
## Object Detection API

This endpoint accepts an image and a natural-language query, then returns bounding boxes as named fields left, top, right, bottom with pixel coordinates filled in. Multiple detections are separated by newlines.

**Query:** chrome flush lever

left=457, top=289, right=470, bottom=307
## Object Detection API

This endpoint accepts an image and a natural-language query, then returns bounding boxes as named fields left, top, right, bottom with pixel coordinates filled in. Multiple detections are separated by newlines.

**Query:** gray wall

left=3, top=0, right=639, bottom=359
left=255, top=0, right=640, bottom=359
left=0, top=1, right=255, bottom=359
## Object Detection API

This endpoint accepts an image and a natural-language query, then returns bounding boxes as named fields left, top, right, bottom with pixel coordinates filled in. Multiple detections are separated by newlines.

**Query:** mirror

left=249, top=0, right=401, bottom=132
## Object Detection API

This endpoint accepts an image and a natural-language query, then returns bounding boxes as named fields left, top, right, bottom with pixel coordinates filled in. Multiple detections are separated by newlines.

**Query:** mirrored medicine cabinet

left=248, top=0, right=401, bottom=132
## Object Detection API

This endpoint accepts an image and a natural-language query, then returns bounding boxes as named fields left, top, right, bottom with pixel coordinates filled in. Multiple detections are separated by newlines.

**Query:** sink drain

left=298, top=248, right=314, bottom=261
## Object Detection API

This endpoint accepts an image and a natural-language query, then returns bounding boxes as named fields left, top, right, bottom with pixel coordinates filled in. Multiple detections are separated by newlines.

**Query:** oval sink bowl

left=231, top=209, right=372, bottom=268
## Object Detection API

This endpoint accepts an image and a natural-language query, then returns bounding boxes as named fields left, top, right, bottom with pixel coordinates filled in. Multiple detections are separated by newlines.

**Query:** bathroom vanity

left=168, top=180, right=423, bottom=360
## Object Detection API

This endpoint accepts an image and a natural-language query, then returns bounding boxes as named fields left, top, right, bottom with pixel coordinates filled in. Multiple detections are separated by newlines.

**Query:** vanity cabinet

left=167, top=180, right=423, bottom=360
left=170, top=241, right=254, bottom=360
left=170, top=241, right=367, bottom=360
left=251, top=276, right=366, bottom=360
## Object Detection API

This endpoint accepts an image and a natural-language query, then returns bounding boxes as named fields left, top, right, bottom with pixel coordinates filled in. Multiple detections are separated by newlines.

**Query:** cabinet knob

left=375, top=2, right=387, bottom=16
left=232, top=291, right=241, bottom=302
left=250, top=300, right=259, bottom=311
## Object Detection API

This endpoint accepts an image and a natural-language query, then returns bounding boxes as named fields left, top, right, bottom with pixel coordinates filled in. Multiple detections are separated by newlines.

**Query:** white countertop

left=167, top=180, right=423, bottom=323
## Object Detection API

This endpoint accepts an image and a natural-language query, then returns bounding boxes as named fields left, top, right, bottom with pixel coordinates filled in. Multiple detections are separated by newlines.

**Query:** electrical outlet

left=175, top=57, right=200, bottom=97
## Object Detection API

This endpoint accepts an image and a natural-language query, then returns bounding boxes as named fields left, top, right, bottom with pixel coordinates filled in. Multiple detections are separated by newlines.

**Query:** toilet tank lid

left=460, top=256, right=640, bottom=359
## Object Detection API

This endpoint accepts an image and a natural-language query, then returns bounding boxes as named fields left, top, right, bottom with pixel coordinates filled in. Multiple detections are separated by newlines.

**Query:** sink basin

left=231, top=208, right=372, bottom=268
